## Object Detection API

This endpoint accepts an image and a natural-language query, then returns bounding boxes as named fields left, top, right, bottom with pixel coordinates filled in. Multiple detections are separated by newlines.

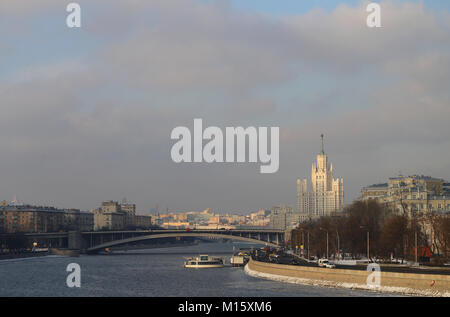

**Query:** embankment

left=0, top=252, right=49, bottom=261
left=245, top=258, right=450, bottom=297
left=49, top=248, right=80, bottom=257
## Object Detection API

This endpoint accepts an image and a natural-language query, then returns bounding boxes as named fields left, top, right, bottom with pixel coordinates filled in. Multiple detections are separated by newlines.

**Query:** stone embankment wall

left=246, top=258, right=450, bottom=296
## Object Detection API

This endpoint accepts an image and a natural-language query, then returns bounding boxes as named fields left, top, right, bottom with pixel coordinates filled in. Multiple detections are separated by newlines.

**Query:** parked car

left=325, top=263, right=336, bottom=268
left=269, top=254, right=280, bottom=263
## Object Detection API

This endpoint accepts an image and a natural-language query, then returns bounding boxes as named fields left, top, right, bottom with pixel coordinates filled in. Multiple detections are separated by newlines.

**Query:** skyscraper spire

left=320, top=134, right=324, bottom=154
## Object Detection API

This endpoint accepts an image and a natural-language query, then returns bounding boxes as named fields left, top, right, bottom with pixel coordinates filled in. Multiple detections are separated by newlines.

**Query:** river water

left=0, top=242, right=398, bottom=297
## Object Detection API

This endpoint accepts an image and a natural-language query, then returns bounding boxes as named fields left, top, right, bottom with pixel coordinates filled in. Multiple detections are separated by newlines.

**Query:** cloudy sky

left=1, top=0, right=449, bottom=214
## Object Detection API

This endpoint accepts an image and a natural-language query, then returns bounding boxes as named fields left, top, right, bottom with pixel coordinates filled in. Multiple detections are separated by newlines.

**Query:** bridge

left=23, top=229, right=287, bottom=253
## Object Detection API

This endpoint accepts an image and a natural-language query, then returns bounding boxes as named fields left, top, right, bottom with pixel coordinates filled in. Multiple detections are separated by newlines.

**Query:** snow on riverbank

left=244, top=263, right=449, bottom=297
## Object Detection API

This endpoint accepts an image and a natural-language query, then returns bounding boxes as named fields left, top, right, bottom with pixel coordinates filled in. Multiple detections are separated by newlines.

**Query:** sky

left=1, top=0, right=449, bottom=214
left=228, top=0, right=450, bottom=15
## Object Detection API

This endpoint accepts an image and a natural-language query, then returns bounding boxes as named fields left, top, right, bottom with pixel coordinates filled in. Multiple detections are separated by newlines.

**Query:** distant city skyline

left=1, top=0, right=450, bottom=213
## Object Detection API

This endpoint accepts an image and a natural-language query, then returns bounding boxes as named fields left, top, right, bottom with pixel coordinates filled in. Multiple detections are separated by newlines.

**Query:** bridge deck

left=85, top=230, right=284, bottom=253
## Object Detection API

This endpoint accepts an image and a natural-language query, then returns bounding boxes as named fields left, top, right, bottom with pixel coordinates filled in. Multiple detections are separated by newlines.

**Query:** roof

left=363, top=183, right=388, bottom=189
left=389, top=175, right=443, bottom=182
left=0, top=205, right=89, bottom=214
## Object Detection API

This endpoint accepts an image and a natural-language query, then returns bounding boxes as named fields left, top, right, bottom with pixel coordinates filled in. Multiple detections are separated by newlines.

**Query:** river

left=0, top=242, right=399, bottom=297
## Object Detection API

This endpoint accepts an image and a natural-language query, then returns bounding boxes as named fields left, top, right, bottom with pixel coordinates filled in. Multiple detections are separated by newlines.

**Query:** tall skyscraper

left=297, top=135, right=344, bottom=219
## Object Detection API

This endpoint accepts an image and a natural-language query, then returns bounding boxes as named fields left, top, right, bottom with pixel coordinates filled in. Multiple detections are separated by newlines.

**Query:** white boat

left=184, top=255, right=225, bottom=268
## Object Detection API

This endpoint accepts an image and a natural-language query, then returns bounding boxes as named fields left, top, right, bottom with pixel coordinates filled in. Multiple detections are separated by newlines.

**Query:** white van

left=318, top=259, right=329, bottom=267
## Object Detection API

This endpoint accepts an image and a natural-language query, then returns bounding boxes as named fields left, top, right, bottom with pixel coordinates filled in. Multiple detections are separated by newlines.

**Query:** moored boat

left=184, top=255, right=224, bottom=268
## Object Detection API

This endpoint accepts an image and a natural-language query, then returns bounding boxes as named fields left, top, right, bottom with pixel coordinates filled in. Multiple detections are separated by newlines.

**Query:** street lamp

left=319, top=227, right=329, bottom=259
left=302, top=231, right=304, bottom=256
left=299, top=229, right=309, bottom=259
left=415, top=230, right=418, bottom=265
left=307, top=231, right=310, bottom=260
left=360, top=226, right=370, bottom=262
left=336, top=229, right=340, bottom=260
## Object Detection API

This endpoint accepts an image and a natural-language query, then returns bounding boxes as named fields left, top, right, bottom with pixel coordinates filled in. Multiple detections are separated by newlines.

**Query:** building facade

left=94, top=209, right=125, bottom=231
left=361, top=175, right=450, bottom=216
left=0, top=199, right=152, bottom=233
left=93, top=200, right=152, bottom=231
left=269, top=205, right=298, bottom=230
left=361, top=175, right=450, bottom=254
left=120, top=203, right=136, bottom=215
left=0, top=204, right=94, bottom=233
left=63, top=209, right=94, bottom=232
left=297, top=136, right=344, bottom=220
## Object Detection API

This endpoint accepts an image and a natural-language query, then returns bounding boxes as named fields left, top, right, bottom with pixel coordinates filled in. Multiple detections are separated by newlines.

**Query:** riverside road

left=252, top=250, right=450, bottom=276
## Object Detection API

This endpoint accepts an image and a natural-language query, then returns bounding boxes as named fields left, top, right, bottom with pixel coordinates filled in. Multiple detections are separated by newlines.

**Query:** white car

left=325, top=263, right=336, bottom=268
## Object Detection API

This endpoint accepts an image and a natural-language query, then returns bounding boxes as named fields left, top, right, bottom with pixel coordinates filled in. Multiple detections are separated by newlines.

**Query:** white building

left=297, top=135, right=344, bottom=219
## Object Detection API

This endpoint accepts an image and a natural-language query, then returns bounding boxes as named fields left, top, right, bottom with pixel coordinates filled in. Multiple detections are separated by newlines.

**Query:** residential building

left=361, top=175, right=450, bottom=254
left=361, top=175, right=450, bottom=216
left=297, top=135, right=344, bottom=219
left=93, top=209, right=125, bottom=231
left=63, top=209, right=94, bottom=231
left=0, top=203, right=93, bottom=233
left=270, top=205, right=298, bottom=230
left=134, top=215, right=152, bottom=229
left=94, top=200, right=151, bottom=231
left=101, top=201, right=121, bottom=213
left=120, top=203, right=136, bottom=215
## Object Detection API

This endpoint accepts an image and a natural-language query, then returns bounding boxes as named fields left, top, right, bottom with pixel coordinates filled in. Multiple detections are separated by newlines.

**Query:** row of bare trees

left=426, top=212, right=450, bottom=262
left=290, top=200, right=449, bottom=263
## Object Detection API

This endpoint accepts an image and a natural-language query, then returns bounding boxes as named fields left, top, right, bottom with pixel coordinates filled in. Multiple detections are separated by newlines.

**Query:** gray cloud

left=0, top=0, right=449, bottom=213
